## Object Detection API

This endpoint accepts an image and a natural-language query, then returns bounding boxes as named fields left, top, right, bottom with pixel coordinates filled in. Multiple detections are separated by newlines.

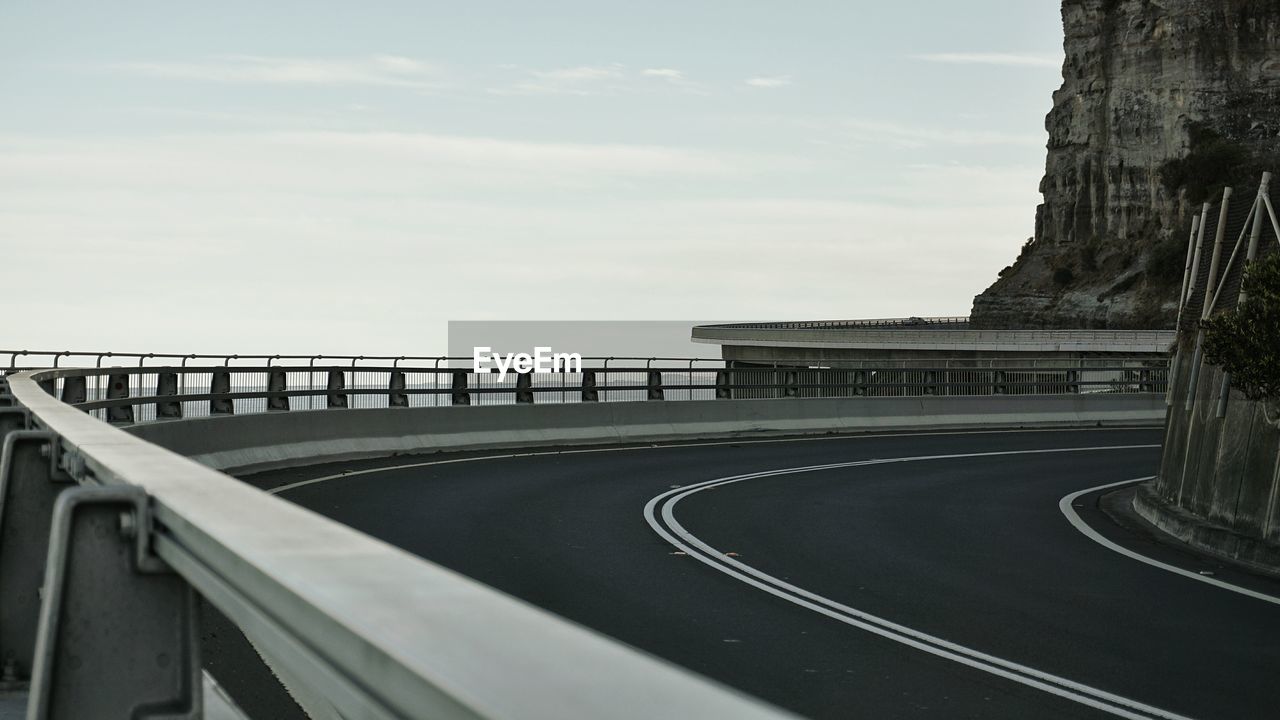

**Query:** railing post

left=388, top=370, right=408, bottom=408
left=581, top=370, right=599, bottom=402
left=267, top=369, right=290, bottom=412
left=327, top=370, right=348, bottom=409
left=210, top=370, right=233, bottom=415
left=647, top=371, right=664, bottom=400
left=106, top=372, right=134, bottom=424
left=782, top=369, right=798, bottom=398
left=714, top=369, right=731, bottom=399
left=450, top=371, right=470, bottom=406
left=28, top=486, right=200, bottom=719
left=854, top=370, right=868, bottom=397
left=58, top=377, right=86, bottom=406
left=156, top=372, right=182, bottom=419
left=515, top=373, right=534, bottom=404
left=0, top=431, right=74, bottom=686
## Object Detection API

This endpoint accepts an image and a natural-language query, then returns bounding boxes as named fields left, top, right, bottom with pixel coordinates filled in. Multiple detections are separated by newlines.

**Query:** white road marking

left=267, top=426, right=1156, bottom=495
left=644, top=445, right=1194, bottom=720
left=1059, top=478, right=1280, bottom=606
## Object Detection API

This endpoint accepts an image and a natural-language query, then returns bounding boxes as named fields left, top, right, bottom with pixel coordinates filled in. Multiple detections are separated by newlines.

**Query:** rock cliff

left=970, top=0, right=1280, bottom=329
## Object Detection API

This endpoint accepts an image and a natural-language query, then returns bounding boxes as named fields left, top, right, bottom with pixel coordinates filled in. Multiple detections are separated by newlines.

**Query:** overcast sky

left=1, top=1, right=1063, bottom=356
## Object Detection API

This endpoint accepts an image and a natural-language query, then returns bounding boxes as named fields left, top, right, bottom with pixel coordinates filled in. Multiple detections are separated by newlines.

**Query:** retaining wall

left=1139, top=344, right=1280, bottom=572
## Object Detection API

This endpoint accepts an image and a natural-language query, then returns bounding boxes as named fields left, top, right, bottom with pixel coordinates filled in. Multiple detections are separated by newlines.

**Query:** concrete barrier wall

left=123, top=394, right=1166, bottom=476
left=1141, top=341, right=1280, bottom=572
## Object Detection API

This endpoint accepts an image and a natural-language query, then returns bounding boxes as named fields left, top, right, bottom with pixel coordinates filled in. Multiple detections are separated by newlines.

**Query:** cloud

left=745, top=75, right=791, bottom=88
left=492, top=64, right=627, bottom=96
left=642, top=68, right=685, bottom=81
left=911, top=53, right=1061, bottom=68
left=795, top=118, right=1043, bottom=150
left=112, top=54, right=444, bottom=89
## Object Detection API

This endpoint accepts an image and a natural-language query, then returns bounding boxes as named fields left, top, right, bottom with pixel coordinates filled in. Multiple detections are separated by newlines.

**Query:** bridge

left=1, top=349, right=1276, bottom=719
left=691, top=317, right=1177, bottom=364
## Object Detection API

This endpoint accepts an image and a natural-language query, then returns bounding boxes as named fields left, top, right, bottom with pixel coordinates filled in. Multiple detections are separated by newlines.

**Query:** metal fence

left=0, top=366, right=794, bottom=720
left=5, top=354, right=1169, bottom=425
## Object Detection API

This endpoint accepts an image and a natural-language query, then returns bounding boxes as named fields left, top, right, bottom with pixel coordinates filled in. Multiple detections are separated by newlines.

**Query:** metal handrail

left=5, top=370, right=792, bottom=719
left=18, top=361, right=1170, bottom=424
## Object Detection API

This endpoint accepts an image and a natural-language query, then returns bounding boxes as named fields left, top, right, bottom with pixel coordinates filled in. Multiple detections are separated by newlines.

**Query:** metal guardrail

left=0, top=353, right=1170, bottom=717
left=0, top=368, right=795, bottom=719
left=14, top=359, right=1169, bottom=425
left=699, top=316, right=972, bottom=330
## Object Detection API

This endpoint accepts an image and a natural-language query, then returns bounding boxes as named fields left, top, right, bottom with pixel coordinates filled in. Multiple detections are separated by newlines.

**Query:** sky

left=0, top=1, right=1065, bottom=356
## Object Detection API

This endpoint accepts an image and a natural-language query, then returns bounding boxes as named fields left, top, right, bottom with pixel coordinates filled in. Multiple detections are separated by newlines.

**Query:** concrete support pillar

left=388, top=371, right=408, bottom=408
left=327, top=370, right=348, bottom=409
left=515, top=373, right=534, bottom=404
left=450, top=371, right=470, bottom=406
left=106, top=373, right=133, bottom=424
left=267, top=369, right=289, bottom=412
left=155, top=372, right=182, bottom=419
left=210, top=370, right=233, bottom=415
left=647, top=371, right=664, bottom=401
left=58, top=377, right=86, bottom=406
left=714, top=370, right=731, bottom=399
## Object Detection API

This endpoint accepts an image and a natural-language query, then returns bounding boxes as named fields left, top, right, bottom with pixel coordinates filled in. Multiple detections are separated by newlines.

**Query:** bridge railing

left=0, top=367, right=795, bottom=719
left=7, top=357, right=1169, bottom=425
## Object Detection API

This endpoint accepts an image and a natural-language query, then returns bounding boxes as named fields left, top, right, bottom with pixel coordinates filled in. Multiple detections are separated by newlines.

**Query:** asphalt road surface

left=254, top=428, right=1280, bottom=720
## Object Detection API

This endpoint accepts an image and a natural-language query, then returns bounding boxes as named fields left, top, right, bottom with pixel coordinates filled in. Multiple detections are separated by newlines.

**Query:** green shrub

left=1202, top=252, right=1280, bottom=401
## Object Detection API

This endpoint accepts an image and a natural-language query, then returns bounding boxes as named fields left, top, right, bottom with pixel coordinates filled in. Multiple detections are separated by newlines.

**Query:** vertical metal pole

left=1216, top=172, right=1271, bottom=417
left=1185, top=188, right=1232, bottom=411
left=1185, top=202, right=1211, bottom=307
left=1176, top=214, right=1201, bottom=327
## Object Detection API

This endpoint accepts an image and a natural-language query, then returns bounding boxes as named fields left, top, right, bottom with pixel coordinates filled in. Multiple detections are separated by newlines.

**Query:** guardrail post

left=28, top=486, right=200, bottom=719
left=58, top=377, right=86, bottom=406
left=515, top=373, right=534, bottom=404
left=993, top=370, right=1006, bottom=395
left=210, top=370, right=233, bottom=415
left=156, top=372, right=182, bottom=419
left=267, top=369, right=289, bottom=412
left=327, top=370, right=348, bottom=409
left=647, top=371, right=664, bottom=400
left=581, top=371, right=598, bottom=402
left=451, top=371, right=470, bottom=406
left=0, top=407, right=28, bottom=438
left=106, top=373, right=134, bottom=424
left=782, top=369, right=798, bottom=398
left=854, top=370, right=867, bottom=397
left=714, top=370, right=731, bottom=399
left=388, top=371, right=409, bottom=408
left=0, top=431, right=74, bottom=685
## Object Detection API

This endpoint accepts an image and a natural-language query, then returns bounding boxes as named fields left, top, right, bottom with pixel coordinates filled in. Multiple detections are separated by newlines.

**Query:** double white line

left=643, top=445, right=1195, bottom=720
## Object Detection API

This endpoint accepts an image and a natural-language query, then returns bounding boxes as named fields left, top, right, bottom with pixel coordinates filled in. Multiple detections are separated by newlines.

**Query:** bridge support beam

left=0, top=431, right=73, bottom=684
left=28, top=486, right=200, bottom=719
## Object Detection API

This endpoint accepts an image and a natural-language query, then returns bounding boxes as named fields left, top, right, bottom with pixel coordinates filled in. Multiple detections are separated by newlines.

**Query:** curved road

left=255, top=428, right=1280, bottom=719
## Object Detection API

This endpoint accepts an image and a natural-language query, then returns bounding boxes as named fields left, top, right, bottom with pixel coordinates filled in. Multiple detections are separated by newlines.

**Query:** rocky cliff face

left=971, top=0, right=1280, bottom=329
